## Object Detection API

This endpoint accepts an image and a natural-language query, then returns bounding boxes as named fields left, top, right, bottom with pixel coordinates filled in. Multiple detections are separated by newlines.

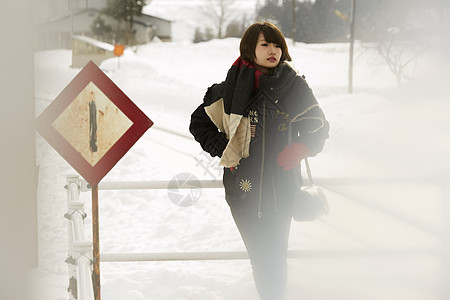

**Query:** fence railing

left=64, top=174, right=449, bottom=299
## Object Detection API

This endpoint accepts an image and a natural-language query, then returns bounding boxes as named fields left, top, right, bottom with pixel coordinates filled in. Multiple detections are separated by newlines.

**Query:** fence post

left=65, top=175, right=95, bottom=300
left=74, top=241, right=95, bottom=300
left=65, top=175, right=81, bottom=300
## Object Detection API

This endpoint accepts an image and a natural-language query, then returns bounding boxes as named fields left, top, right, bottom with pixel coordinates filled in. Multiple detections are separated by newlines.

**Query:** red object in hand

left=277, top=143, right=310, bottom=170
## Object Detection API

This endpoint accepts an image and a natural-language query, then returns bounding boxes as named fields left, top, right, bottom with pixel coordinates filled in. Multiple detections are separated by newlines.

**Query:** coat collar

left=258, top=62, right=298, bottom=99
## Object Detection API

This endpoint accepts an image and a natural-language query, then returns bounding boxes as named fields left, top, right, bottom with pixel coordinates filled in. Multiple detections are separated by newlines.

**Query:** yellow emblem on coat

left=239, top=178, right=252, bottom=192
left=278, top=122, right=288, bottom=132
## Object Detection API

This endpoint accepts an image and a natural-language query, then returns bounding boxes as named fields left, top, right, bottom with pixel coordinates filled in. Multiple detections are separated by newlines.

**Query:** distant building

left=35, top=0, right=172, bottom=51
left=71, top=35, right=115, bottom=68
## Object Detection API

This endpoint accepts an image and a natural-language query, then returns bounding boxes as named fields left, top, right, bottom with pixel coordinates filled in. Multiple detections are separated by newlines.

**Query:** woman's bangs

left=261, top=27, right=283, bottom=45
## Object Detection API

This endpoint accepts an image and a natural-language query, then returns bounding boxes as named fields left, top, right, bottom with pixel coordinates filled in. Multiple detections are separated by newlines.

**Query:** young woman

left=189, top=22, right=329, bottom=300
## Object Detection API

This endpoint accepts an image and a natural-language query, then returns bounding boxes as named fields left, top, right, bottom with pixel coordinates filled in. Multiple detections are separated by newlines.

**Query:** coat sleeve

left=189, top=84, right=229, bottom=158
left=297, top=115, right=329, bottom=157
left=291, top=77, right=330, bottom=157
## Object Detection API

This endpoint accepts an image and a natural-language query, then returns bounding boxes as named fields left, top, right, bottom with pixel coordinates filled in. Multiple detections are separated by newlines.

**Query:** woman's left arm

left=277, top=77, right=329, bottom=170
left=291, top=77, right=330, bottom=157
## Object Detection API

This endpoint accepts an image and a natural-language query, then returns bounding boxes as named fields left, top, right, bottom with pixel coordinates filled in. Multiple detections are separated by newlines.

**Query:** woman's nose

left=268, top=44, right=276, bottom=54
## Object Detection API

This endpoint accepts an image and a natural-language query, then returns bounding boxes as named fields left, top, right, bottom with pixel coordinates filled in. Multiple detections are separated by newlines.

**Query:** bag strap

left=304, top=157, right=313, bottom=185
left=288, top=120, right=314, bottom=186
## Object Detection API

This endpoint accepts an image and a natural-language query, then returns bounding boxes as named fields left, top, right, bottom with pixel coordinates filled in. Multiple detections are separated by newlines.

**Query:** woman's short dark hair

left=240, top=22, right=292, bottom=63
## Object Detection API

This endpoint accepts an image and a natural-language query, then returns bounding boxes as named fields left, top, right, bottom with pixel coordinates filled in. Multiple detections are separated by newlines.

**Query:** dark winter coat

left=190, top=61, right=329, bottom=218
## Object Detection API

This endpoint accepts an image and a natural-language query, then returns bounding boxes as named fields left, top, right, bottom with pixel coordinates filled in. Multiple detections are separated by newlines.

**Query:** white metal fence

left=65, top=175, right=95, bottom=300
left=64, top=174, right=450, bottom=299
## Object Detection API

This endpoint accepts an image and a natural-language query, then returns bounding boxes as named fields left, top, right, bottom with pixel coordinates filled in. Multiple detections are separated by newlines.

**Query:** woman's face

left=253, top=32, right=282, bottom=74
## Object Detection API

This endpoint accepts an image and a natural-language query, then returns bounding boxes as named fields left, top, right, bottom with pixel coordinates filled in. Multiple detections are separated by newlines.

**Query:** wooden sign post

left=36, top=61, right=153, bottom=300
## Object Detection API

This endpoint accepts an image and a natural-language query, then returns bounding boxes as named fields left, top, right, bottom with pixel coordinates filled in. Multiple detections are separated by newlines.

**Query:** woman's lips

left=267, top=57, right=277, bottom=62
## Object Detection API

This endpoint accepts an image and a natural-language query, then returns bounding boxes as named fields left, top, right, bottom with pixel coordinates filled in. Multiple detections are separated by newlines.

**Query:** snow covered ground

left=32, top=23, right=450, bottom=300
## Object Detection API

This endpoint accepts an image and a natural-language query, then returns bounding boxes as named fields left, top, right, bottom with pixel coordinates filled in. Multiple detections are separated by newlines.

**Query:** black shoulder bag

left=289, top=121, right=329, bottom=222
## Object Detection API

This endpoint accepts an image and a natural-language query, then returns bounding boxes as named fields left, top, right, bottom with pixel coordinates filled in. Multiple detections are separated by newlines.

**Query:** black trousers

left=230, top=207, right=292, bottom=300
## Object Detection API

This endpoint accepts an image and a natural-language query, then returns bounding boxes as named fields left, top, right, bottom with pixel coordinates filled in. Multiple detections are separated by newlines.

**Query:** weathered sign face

left=36, top=61, right=153, bottom=185
left=52, top=81, right=134, bottom=167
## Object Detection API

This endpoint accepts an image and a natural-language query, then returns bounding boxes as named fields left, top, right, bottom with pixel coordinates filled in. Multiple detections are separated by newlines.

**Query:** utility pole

left=70, top=0, right=74, bottom=50
left=348, top=0, right=356, bottom=94
left=291, top=0, right=296, bottom=45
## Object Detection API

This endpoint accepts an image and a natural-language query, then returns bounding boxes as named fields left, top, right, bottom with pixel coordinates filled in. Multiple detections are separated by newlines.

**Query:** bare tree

left=362, top=1, right=438, bottom=87
left=202, top=0, right=237, bottom=39
left=375, top=31, right=427, bottom=87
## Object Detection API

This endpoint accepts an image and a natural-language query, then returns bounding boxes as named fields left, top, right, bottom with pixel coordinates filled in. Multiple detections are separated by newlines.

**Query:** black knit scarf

left=222, top=57, right=263, bottom=117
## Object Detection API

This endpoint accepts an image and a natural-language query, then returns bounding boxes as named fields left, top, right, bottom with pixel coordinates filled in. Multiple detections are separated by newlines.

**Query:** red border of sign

left=36, top=61, right=153, bottom=185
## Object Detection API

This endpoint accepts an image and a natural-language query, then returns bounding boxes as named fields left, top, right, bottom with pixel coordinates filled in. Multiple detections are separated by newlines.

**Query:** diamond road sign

left=36, top=61, right=153, bottom=185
